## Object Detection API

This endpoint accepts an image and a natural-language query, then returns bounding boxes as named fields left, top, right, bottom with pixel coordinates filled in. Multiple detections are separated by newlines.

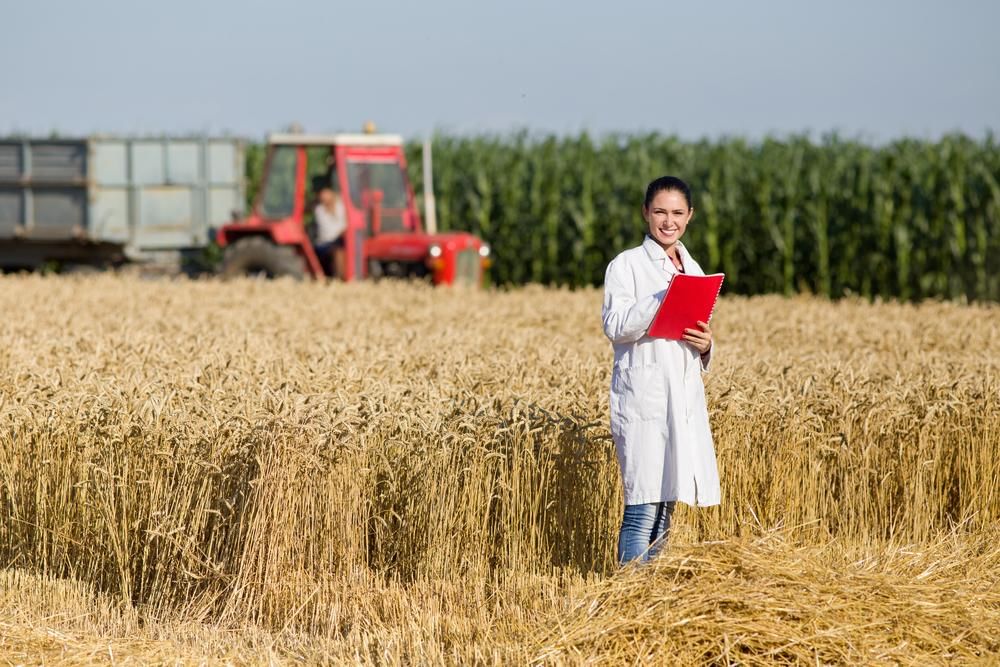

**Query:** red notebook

left=647, top=273, right=725, bottom=340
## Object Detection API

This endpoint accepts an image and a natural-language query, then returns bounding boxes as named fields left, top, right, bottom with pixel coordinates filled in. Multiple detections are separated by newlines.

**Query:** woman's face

left=643, top=189, right=693, bottom=250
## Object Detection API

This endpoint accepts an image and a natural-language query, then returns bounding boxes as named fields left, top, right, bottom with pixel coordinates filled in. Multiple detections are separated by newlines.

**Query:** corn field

left=405, top=133, right=1000, bottom=299
left=244, top=134, right=1000, bottom=299
left=1, top=276, right=998, bottom=664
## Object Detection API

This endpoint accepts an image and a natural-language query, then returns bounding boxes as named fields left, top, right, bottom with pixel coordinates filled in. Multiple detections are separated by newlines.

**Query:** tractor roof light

left=429, top=244, right=443, bottom=258
left=478, top=244, right=491, bottom=258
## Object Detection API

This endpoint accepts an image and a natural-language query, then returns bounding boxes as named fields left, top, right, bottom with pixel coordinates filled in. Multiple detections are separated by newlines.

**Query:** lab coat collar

left=642, top=235, right=687, bottom=273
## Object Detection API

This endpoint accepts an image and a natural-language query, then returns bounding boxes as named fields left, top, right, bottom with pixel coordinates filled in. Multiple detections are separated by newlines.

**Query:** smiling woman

left=601, top=175, right=718, bottom=565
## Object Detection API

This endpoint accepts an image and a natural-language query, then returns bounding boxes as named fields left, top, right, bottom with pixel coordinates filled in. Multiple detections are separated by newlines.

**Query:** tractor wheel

left=221, top=236, right=305, bottom=280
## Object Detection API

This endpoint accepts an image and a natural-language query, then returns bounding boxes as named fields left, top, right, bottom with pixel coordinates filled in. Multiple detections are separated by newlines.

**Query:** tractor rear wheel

left=221, top=236, right=305, bottom=279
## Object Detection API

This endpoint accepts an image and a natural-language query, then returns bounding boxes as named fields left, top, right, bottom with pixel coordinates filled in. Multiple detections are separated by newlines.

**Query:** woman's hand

left=682, top=320, right=712, bottom=355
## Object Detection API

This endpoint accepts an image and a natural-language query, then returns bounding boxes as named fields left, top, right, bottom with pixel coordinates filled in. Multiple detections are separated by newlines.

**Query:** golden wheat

left=0, top=275, right=998, bottom=664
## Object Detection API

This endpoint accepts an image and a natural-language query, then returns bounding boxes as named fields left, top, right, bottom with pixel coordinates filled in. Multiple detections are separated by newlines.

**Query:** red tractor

left=216, top=131, right=490, bottom=284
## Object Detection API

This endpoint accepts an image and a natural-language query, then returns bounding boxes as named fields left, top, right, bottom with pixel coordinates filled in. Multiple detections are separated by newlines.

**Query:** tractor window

left=307, top=147, right=336, bottom=195
left=259, top=146, right=297, bottom=219
left=346, top=161, right=408, bottom=210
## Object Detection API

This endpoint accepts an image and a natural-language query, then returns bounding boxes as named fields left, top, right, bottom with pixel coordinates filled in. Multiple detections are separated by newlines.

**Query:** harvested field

left=1, top=276, right=998, bottom=664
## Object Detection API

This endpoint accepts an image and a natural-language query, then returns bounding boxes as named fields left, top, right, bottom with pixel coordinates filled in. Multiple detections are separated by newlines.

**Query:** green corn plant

left=377, top=133, right=997, bottom=300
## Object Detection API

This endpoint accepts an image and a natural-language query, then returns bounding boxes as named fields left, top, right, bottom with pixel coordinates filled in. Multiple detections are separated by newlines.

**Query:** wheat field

left=1, top=276, right=998, bottom=665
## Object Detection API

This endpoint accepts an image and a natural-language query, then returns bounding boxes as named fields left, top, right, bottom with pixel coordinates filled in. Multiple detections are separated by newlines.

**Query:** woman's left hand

left=682, top=320, right=713, bottom=355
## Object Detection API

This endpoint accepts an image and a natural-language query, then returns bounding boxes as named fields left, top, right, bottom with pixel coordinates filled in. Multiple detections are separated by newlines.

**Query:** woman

left=602, top=175, right=718, bottom=564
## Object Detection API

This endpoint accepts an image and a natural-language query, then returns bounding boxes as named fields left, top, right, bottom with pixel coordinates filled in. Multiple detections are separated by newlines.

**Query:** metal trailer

left=0, top=136, right=244, bottom=271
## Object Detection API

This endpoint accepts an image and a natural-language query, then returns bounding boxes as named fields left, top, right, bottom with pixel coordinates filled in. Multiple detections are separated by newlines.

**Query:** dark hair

left=644, top=176, right=692, bottom=210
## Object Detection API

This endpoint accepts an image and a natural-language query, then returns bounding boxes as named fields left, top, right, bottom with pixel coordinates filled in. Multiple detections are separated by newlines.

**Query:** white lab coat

left=602, top=235, right=720, bottom=507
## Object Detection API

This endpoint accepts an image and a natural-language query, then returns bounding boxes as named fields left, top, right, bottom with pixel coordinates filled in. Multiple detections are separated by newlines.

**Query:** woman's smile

left=653, top=226, right=680, bottom=244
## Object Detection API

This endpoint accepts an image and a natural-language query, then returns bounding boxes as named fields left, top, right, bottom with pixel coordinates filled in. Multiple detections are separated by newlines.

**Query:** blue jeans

left=314, top=239, right=343, bottom=276
left=617, top=501, right=676, bottom=564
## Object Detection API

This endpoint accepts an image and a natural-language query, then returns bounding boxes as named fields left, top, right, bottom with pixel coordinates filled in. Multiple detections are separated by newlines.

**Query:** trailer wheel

left=221, top=236, right=305, bottom=279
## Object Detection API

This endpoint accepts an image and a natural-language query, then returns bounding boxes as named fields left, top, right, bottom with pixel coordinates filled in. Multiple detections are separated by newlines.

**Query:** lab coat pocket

left=612, top=365, right=667, bottom=423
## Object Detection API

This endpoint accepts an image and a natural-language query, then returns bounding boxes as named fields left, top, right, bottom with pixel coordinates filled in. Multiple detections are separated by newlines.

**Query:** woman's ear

left=687, top=207, right=696, bottom=223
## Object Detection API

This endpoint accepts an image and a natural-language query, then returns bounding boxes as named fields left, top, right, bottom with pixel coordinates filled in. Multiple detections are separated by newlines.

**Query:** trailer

left=0, top=136, right=244, bottom=272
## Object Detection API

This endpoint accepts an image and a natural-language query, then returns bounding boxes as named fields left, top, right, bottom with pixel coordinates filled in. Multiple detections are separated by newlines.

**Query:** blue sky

left=3, top=0, right=997, bottom=141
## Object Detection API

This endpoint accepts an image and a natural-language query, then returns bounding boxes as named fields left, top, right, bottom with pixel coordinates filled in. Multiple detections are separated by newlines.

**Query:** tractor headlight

left=429, top=244, right=443, bottom=258
left=478, top=244, right=491, bottom=258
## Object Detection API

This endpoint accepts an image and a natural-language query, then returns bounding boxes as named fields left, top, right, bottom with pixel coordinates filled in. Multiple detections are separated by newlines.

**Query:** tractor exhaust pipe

left=422, top=138, right=438, bottom=235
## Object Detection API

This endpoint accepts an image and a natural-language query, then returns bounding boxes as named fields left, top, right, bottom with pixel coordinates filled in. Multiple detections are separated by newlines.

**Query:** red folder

left=647, top=273, right=725, bottom=340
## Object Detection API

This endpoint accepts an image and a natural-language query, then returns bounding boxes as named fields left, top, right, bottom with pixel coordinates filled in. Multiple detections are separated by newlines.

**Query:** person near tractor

left=601, top=175, right=718, bottom=565
left=314, top=187, right=347, bottom=278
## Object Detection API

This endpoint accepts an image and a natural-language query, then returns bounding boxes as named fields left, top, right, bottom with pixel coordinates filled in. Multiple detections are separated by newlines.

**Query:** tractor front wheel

left=221, top=237, right=305, bottom=279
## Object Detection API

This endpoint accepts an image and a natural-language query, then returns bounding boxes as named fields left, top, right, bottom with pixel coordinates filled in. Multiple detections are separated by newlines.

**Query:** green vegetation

left=247, top=134, right=1000, bottom=299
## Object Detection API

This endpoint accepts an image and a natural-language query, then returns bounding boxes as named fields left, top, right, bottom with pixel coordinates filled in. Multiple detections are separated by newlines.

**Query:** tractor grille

left=455, top=249, right=480, bottom=285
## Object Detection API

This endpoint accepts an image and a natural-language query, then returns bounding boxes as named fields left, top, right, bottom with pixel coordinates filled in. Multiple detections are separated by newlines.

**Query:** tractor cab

left=216, top=131, right=490, bottom=285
